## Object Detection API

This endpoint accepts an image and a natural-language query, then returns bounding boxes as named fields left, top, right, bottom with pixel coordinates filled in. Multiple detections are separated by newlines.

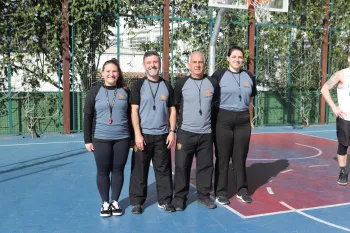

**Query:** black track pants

left=129, top=133, right=173, bottom=206
left=214, top=109, right=251, bottom=197
left=174, top=129, right=213, bottom=203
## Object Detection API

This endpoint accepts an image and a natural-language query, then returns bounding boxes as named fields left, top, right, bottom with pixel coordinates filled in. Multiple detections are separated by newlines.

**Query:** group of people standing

left=83, top=46, right=257, bottom=217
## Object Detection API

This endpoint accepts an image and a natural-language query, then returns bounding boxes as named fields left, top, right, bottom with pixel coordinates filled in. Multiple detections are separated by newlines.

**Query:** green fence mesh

left=1, top=0, right=349, bottom=135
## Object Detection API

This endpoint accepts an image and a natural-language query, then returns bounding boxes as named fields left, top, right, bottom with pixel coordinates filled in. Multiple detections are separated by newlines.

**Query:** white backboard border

left=208, top=0, right=289, bottom=13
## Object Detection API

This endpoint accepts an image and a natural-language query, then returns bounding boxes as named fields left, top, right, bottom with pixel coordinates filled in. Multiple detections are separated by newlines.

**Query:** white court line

left=309, top=165, right=329, bottom=168
left=248, top=143, right=322, bottom=161
left=298, top=202, right=350, bottom=212
left=294, top=132, right=337, bottom=142
left=171, top=170, right=247, bottom=219
left=281, top=169, right=293, bottom=174
left=252, top=130, right=335, bottom=135
left=244, top=202, right=350, bottom=219
left=266, top=187, right=274, bottom=195
left=280, top=201, right=350, bottom=232
left=0, top=141, right=84, bottom=147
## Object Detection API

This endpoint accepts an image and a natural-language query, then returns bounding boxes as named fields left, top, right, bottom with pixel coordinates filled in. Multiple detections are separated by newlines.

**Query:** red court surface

left=226, top=133, right=349, bottom=217
left=174, top=132, right=350, bottom=218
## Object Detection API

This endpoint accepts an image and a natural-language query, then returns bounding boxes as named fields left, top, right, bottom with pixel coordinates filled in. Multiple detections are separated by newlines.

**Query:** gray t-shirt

left=212, top=69, right=257, bottom=111
left=174, top=75, right=219, bottom=134
left=130, top=77, right=175, bottom=135
left=84, top=85, right=130, bottom=142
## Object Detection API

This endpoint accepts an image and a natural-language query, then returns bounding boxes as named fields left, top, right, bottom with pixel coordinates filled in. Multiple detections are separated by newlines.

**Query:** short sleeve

left=164, top=80, right=175, bottom=107
left=174, top=77, right=188, bottom=105
left=130, top=78, right=144, bottom=105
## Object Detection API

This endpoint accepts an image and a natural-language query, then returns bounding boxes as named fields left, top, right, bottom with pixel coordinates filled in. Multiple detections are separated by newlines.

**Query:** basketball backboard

left=208, top=0, right=288, bottom=12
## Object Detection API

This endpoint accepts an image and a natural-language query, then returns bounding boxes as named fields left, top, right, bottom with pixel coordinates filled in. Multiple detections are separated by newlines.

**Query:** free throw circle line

left=248, top=143, right=322, bottom=161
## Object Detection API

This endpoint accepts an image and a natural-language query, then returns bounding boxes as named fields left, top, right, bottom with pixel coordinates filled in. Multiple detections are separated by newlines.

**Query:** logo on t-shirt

left=119, top=93, right=126, bottom=100
left=205, top=90, right=212, bottom=97
left=160, top=94, right=166, bottom=100
left=244, top=82, right=250, bottom=87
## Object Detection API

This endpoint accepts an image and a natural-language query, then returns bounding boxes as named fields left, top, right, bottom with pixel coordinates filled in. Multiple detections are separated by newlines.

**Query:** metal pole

left=320, top=0, right=330, bottom=124
left=162, top=0, right=170, bottom=81
left=170, top=0, right=175, bottom=86
left=208, top=0, right=233, bottom=76
left=117, top=0, right=120, bottom=60
left=62, top=0, right=71, bottom=134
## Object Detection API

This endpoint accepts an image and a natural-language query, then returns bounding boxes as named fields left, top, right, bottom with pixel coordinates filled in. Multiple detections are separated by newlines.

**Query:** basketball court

left=2, top=124, right=350, bottom=233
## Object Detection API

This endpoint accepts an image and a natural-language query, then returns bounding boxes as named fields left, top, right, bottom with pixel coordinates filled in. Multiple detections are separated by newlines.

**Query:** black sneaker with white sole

left=158, top=203, right=176, bottom=213
left=131, top=205, right=143, bottom=214
left=237, top=188, right=252, bottom=203
left=197, top=199, right=217, bottom=209
left=216, top=196, right=230, bottom=205
left=100, top=202, right=111, bottom=217
left=337, top=170, right=348, bottom=186
left=110, top=201, right=123, bottom=216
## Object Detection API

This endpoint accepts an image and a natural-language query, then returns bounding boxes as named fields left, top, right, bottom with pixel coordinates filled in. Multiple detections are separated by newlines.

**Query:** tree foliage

left=1, top=0, right=350, bottom=134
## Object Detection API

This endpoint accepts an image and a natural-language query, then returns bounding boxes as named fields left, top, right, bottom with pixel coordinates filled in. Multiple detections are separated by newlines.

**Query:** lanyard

left=104, top=86, right=118, bottom=124
left=231, top=72, right=242, bottom=101
left=193, top=79, right=204, bottom=115
left=148, top=79, right=160, bottom=111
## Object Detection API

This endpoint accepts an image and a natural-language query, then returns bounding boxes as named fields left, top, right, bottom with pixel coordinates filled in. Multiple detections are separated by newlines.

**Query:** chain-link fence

left=1, top=0, right=349, bottom=135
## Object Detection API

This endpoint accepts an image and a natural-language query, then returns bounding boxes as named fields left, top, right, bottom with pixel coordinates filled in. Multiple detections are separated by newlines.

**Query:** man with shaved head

left=173, top=51, right=219, bottom=210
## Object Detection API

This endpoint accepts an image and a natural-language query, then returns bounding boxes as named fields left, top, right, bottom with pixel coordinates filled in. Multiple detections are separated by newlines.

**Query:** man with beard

left=129, top=51, right=177, bottom=214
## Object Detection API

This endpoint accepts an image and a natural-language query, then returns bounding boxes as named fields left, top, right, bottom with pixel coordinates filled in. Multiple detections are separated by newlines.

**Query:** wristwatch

left=169, top=129, right=177, bottom=133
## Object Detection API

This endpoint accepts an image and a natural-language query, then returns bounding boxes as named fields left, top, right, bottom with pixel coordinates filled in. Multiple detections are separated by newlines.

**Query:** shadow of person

left=227, top=159, right=290, bottom=199
left=118, top=182, right=159, bottom=211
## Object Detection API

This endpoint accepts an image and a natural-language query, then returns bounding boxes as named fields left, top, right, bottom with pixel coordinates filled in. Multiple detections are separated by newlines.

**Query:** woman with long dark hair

left=212, top=46, right=257, bottom=204
left=84, top=59, right=131, bottom=217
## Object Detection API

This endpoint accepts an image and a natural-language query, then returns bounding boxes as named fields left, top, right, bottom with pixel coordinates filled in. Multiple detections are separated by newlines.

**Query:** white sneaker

left=100, top=202, right=111, bottom=217
left=110, top=200, right=123, bottom=216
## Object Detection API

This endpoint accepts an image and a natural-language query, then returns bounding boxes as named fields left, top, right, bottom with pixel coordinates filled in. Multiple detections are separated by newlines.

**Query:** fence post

left=117, top=0, right=120, bottom=60
left=162, top=0, right=170, bottom=81
left=7, top=66, right=12, bottom=134
left=6, top=16, right=13, bottom=135
left=248, top=4, right=256, bottom=125
left=62, top=0, right=71, bottom=134
left=320, top=0, right=330, bottom=124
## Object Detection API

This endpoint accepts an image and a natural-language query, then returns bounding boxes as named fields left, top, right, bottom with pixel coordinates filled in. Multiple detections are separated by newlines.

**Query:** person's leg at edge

left=337, top=143, right=348, bottom=185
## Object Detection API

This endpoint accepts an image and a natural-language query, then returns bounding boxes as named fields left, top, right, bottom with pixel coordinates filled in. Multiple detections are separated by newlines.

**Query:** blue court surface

left=1, top=124, right=350, bottom=233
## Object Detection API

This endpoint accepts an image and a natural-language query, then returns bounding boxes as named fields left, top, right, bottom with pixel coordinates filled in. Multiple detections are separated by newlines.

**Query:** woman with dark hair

left=84, top=59, right=131, bottom=217
left=212, top=45, right=257, bottom=204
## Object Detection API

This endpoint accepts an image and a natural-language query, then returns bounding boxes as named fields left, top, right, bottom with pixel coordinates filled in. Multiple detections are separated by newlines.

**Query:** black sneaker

left=174, top=201, right=186, bottom=211
left=216, top=196, right=230, bottom=205
left=110, top=201, right=123, bottom=216
left=131, top=205, right=143, bottom=214
left=197, top=199, right=217, bottom=209
left=237, top=188, right=252, bottom=203
left=338, top=170, right=348, bottom=186
left=100, top=202, right=111, bottom=217
left=158, top=203, right=176, bottom=213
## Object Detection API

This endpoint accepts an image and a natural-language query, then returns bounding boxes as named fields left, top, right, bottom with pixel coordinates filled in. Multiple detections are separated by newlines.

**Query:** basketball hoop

left=248, top=0, right=272, bottom=23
